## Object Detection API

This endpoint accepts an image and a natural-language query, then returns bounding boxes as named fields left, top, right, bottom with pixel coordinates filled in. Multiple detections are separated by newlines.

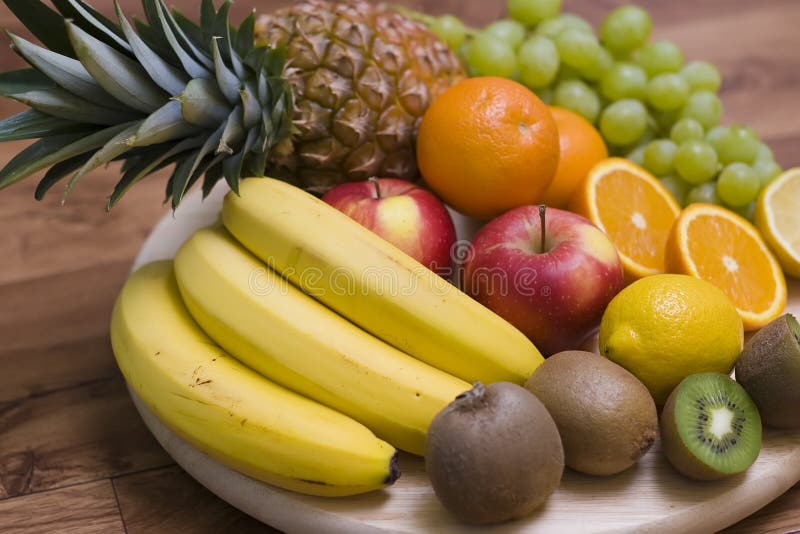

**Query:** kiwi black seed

left=524, top=350, right=658, bottom=476
left=735, top=313, right=800, bottom=429
left=425, top=381, right=564, bottom=525
left=660, top=373, right=762, bottom=481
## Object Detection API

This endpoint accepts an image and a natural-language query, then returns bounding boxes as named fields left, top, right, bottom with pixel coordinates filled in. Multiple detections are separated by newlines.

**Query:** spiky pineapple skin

left=255, top=0, right=464, bottom=193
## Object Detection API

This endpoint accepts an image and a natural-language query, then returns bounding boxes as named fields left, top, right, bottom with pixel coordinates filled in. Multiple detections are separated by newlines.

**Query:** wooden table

left=0, top=1, right=798, bottom=532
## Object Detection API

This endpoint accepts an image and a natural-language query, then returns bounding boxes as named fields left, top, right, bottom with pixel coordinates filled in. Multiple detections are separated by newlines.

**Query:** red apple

left=462, top=205, right=624, bottom=356
left=322, top=178, right=457, bottom=273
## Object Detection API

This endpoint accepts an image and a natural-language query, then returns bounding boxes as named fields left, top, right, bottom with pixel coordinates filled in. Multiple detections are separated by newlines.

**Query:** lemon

left=755, top=168, right=800, bottom=278
left=598, top=274, right=744, bottom=404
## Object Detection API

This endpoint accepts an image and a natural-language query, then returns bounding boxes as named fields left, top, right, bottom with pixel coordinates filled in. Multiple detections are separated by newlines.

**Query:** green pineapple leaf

left=8, top=32, right=127, bottom=109
left=1, top=0, right=74, bottom=58
left=0, top=69, right=55, bottom=95
left=171, top=9, right=205, bottom=50
left=0, top=0, right=291, bottom=208
left=235, top=12, right=256, bottom=58
left=51, top=0, right=131, bottom=55
left=66, top=21, right=168, bottom=112
left=35, top=153, right=93, bottom=200
left=0, top=110, right=76, bottom=142
left=116, top=2, right=189, bottom=95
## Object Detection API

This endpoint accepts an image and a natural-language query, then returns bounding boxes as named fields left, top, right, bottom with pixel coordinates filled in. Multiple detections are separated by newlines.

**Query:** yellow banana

left=111, top=261, right=399, bottom=497
left=173, top=227, right=470, bottom=456
left=221, top=177, right=545, bottom=384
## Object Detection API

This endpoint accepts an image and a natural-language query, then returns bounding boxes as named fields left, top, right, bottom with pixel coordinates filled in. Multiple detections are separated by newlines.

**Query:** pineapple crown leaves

left=0, top=0, right=294, bottom=209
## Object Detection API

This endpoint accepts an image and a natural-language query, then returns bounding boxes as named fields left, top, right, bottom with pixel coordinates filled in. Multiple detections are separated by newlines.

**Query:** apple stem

left=369, top=177, right=382, bottom=200
left=539, top=204, right=546, bottom=254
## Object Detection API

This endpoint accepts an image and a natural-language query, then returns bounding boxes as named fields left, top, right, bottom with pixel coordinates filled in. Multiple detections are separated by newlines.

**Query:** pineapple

left=0, top=0, right=463, bottom=208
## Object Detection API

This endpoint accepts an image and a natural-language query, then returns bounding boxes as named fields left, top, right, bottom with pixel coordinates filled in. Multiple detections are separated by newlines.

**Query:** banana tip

left=385, top=452, right=401, bottom=486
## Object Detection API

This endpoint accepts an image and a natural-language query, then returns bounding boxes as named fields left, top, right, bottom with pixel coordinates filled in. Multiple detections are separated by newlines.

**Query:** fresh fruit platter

left=0, top=0, right=799, bottom=531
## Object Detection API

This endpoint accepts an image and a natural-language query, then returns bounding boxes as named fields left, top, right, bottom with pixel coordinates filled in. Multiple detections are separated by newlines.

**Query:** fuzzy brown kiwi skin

left=525, top=351, right=658, bottom=476
left=660, top=383, right=728, bottom=481
left=425, top=381, right=565, bottom=525
left=735, top=314, right=800, bottom=429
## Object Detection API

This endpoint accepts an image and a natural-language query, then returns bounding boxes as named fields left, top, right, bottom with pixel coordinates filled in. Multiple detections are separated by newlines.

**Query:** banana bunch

left=113, top=178, right=546, bottom=497
left=173, top=226, right=470, bottom=455
left=111, top=261, right=399, bottom=497
left=222, top=178, right=545, bottom=384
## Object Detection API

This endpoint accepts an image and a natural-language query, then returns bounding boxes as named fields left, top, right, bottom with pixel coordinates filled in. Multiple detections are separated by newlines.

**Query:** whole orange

left=541, top=107, right=609, bottom=209
left=416, top=77, right=560, bottom=219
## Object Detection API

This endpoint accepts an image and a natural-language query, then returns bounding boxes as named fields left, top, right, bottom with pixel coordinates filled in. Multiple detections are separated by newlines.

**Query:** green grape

left=636, top=40, right=684, bottom=76
left=674, top=140, right=719, bottom=184
left=599, top=99, right=648, bottom=146
left=636, top=126, right=658, bottom=149
left=482, top=19, right=527, bottom=50
left=753, top=159, right=782, bottom=188
left=686, top=182, right=723, bottom=205
left=680, top=61, right=722, bottom=93
left=599, top=62, right=648, bottom=101
left=508, top=0, right=562, bottom=27
left=430, top=15, right=468, bottom=49
left=733, top=201, right=756, bottom=222
left=627, top=146, right=646, bottom=166
left=717, top=163, right=760, bottom=207
left=670, top=118, right=705, bottom=144
left=457, top=40, right=471, bottom=65
left=553, top=79, right=602, bottom=123
left=652, top=108, right=680, bottom=133
left=705, top=125, right=729, bottom=149
left=556, top=64, right=583, bottom=82
left=534, top=86, right=554, bottom=105
left=555, top=28, right=602, bottom=72
left=755, top=142, right=775, bottom=164
left=517, top=35, right=560, bottom=88
left=644, top=139, right=678, bottom=176
left=660, top=175, right=692, bottom=206
left=680, top=91, right=722, bottom=130
left=600, top=6, right=652, bottom=57
left=580, top=46, right=614, bottom=81
left=466, top=34, right=518, bottom=78
left=647, top=73, right=690, bottom=111
left=537, top=13, right=593, bottom=38
left=715, top=125, right=760, bottom=165
left=557, top=14, right=594, bottom=34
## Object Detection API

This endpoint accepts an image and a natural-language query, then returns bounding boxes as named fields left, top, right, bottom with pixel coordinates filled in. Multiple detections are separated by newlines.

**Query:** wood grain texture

left=0, top=0, right=798, bottom=533
left=0, top=376, right=171, bottom=499
left=0, top=479, right=125, bottom=534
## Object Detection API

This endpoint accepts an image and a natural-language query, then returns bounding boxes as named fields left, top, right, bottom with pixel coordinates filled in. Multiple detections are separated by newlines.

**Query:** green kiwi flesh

left=425, top=381, right=564, bottom=525
left=735, top=313, right=800, bottom=429
left=661, top=373, right=762, bottom=481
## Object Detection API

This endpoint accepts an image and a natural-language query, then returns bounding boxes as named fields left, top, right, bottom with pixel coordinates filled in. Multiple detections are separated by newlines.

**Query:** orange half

left=570, top=158, right=681, bottom=282
left=665, top=203, right=787, bottom=330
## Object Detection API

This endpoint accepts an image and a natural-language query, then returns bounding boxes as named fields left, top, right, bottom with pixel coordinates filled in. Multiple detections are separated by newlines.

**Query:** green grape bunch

left=421, top=0, right=782, bottom=219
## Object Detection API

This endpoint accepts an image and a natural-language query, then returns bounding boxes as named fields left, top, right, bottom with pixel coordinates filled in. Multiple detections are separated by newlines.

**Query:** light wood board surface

left=126, top=187, right=800, bottom=534
left=1, top=1, right=799, bottom=532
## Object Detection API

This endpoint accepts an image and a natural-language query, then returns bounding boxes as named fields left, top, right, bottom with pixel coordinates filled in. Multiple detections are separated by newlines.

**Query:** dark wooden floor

left=0, top=1, right=798, bottom=532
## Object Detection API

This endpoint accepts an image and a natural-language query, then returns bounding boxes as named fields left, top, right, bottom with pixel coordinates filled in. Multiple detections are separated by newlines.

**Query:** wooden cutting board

left=129, top=185, right=800, bottom=533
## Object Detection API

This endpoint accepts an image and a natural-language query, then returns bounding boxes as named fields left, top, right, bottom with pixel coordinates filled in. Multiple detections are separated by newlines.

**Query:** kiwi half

left=660, top=373, right=762, bottom=481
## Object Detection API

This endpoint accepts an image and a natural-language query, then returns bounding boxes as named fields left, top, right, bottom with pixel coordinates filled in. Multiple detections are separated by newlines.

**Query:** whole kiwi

left=524, top=350, right=658, bottom=476
left=735, top=313, right=800, bottom=428
left=425, top=381, right=564, bottom=525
